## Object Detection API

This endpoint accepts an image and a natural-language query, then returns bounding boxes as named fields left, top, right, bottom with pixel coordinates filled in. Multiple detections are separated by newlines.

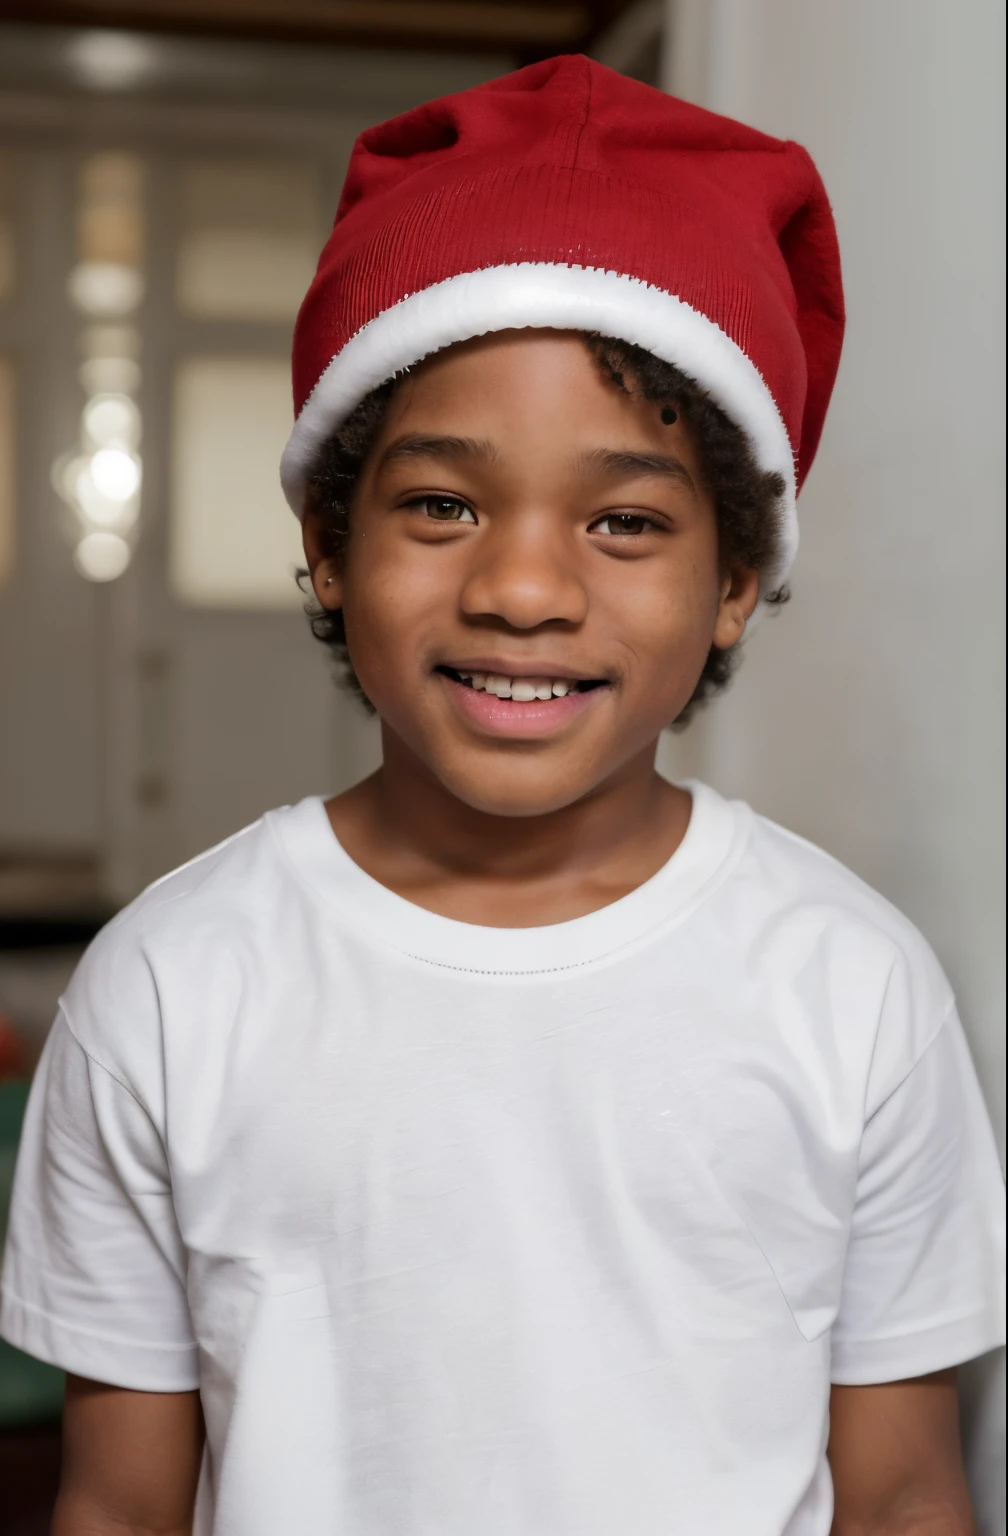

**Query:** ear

left=301, top=501, right=343, bottom=610
left=712, top=564, right=760, bottom=650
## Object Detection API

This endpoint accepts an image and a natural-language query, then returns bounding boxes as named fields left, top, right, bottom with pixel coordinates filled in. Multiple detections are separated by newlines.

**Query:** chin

left=435, top=757, right=602, bottom=820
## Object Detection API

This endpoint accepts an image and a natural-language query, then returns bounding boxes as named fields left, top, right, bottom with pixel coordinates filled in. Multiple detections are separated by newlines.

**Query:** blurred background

left=0, top=1, right=1002, bottom=1531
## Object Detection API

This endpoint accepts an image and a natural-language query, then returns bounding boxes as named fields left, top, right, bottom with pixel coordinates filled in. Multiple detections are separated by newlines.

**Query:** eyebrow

left=375, top=434, right=500, bottom=473
left=576, top=447, right=696, bottom=492
left=374, top=435, right=695, bottom=494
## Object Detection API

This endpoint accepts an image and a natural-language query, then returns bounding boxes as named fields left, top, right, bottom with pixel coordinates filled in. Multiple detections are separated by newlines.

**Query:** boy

left=2, top=56, right=1004, bottom=1536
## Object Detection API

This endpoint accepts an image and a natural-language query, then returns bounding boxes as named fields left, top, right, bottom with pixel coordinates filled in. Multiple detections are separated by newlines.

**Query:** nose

left=459, top=514, right=589, bottom=631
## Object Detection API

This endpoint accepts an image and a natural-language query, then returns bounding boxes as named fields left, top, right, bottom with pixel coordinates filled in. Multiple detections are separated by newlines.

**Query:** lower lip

left=439, top=674, right=605, bottom=738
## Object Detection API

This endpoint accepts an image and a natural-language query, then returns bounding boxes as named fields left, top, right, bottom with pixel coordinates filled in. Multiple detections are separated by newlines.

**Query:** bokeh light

left=73, top=530, right=132, bottom=582
left=89, top=446, right=141, bottom=501
left=82, top=393, right=141, bottom=451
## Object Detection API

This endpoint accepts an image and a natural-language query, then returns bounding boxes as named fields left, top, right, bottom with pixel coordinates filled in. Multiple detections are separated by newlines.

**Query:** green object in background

left=0, top=1078, right=65, bottom=1428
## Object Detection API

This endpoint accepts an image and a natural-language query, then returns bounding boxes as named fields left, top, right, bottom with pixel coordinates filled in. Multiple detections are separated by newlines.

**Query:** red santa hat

left=282, top=55, right=844, bottom=597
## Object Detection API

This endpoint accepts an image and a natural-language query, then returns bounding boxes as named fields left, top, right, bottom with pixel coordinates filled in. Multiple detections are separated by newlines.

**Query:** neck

left=326, top=726, right=692, bottom=926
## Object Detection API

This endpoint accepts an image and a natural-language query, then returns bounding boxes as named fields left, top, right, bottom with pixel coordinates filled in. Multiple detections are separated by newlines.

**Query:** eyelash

left=408, top=497, right=661, bottom=537
left=588, top=513, right=660, bottom=537
left=408, top=495, right=477, bottom=523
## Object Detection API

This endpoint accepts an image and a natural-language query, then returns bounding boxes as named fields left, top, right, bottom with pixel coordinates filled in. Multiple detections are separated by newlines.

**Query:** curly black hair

left=302, top=332, right=788, bottom=730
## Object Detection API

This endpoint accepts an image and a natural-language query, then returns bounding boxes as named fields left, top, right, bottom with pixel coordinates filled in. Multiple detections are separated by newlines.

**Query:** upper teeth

left=458, top=672, right=574, bottom=699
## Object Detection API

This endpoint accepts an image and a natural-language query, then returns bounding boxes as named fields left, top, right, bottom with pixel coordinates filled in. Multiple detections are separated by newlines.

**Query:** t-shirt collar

left=270, top=779, right=746, bottom=977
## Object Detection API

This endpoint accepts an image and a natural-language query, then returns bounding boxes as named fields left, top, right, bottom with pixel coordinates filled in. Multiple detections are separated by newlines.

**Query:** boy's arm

left=53, top=1376, right=204, bottom=1536
left=827, top=1370, right=974, bottom=1535
left=827, top=998, right=1003, bottom=1536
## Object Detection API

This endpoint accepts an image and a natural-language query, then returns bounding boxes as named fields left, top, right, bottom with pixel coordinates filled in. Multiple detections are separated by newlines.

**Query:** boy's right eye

left=413, top=496, right=477, bottom=523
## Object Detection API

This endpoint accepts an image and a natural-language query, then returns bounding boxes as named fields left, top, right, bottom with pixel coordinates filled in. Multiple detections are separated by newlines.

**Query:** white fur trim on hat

left=281, top=262, right=798, bottom=597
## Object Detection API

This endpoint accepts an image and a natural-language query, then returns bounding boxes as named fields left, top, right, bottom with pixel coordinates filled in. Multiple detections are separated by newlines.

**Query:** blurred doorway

left=0, top=29, right=512, bottom=906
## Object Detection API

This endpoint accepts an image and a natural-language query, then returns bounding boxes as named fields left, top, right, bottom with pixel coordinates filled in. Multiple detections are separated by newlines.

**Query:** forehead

left=375, top=329, right=680, bottom=464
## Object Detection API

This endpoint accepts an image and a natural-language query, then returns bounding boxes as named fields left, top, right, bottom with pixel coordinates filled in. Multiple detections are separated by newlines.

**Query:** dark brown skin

left=309, top=329, right=754, bottom=925
left=59, top=332, right=974, bottom=1532
left=828, top=1370, right=975, bottom=1535
left=53, top=1376, right=203, bottom=1535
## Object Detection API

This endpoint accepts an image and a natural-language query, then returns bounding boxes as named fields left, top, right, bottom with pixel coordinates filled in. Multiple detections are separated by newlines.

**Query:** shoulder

left=740, top=805, right=939, bottom=953
left=60, top=802, right=319, bottom=1085
left=710, top=792, right=954, bottom=1080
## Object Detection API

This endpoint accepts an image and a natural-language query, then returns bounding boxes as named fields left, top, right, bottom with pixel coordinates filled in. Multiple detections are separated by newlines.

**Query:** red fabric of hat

left=282, top=55, right=844, bottom=595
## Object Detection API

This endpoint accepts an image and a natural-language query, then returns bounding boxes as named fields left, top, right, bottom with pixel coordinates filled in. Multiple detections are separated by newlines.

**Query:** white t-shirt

left=1, top=783, right=1004, bottom=1536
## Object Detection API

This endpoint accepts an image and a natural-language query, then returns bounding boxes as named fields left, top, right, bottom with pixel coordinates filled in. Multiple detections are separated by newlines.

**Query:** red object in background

left=0, top=1013, right=26, bottom=1081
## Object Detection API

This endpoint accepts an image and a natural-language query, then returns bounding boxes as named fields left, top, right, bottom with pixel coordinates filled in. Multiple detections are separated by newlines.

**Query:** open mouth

left=435, top=666, right=606, bottom=700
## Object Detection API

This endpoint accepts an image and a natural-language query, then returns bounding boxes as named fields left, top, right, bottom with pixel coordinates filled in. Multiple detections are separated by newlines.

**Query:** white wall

left=660, top=2, right=1005, bottom=1527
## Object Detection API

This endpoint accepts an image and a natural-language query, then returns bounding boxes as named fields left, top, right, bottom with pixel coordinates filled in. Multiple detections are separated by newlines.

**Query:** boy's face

left=304, top=331, right=758, bottom=818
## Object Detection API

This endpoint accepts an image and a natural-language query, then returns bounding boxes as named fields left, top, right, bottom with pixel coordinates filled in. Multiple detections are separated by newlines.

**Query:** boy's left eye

left=416, top=496, right=476, bottom=523
left=591, top=513, right=652, bottom=536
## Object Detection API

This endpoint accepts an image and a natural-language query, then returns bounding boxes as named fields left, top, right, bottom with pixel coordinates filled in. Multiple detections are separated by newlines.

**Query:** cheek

left=338, top=533, right=441, bottom=689
left=606, top=551, right=721, bottom=681
left=338, top=539, right=396, bottom=665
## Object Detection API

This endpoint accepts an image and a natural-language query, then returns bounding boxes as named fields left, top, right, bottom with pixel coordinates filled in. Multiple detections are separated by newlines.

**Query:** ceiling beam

left=0, top=0, right=614, bottom=55
left=589, top=0, right=662, bottom=75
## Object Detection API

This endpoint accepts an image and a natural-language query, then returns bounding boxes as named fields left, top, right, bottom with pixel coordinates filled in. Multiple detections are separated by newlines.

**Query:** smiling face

left=303, top=330, right=758, bottom=818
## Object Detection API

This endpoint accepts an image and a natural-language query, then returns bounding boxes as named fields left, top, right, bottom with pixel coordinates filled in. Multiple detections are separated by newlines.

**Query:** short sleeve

left=0, top=1010, right=199, bottom=1391
left=831, top=1007, right=1006, bottom=1384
